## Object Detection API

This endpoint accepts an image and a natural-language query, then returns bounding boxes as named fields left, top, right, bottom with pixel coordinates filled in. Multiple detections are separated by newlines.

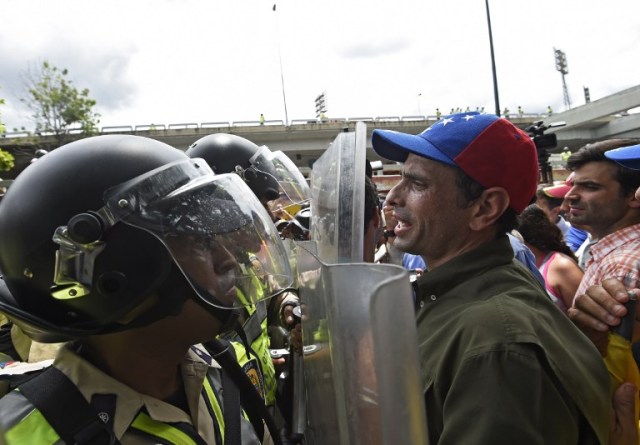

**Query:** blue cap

left=604, top=144, right=640, bottom=170
left=371, top=112, right=538, bottom=213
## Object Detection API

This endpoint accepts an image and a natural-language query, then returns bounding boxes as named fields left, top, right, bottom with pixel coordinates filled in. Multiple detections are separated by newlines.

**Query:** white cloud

left=0, top=0, right=638, bottom=131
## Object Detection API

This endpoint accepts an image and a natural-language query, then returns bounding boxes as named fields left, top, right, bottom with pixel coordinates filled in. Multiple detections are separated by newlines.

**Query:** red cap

left=543, top=183, right=571, bottom=199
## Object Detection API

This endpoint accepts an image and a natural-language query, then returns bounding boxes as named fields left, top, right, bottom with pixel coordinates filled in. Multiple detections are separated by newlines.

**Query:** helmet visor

left=250, top=147, right=310, bottom=219
left=102, top=159, right=293, bottom=309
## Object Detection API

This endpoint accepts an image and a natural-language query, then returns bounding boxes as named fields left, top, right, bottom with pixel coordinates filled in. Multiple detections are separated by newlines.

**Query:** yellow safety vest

left=2, top=373, right=228, bottom=445
left=223, top=263, right=277, bottom=406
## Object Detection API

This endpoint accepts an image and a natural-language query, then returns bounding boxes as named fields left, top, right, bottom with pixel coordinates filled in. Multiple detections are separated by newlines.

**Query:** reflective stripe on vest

left=222, top=265, right=276, bottom=405
left=131, top=412, right=201, bottom=445
left=3, top=370, right=228, bottom=445
left=226, top=302, right=276, bottom=405
left=129, top=370, right=227, bottom=445
left=5, top=407, right=60, bottom=445
left=202, top=373, right=225, bottom=444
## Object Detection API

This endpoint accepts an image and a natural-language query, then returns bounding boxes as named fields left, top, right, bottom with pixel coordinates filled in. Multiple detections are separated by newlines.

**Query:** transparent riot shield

left=296, top=245, right=428, bottom=445
left=309, top=121, right=367, bottom=263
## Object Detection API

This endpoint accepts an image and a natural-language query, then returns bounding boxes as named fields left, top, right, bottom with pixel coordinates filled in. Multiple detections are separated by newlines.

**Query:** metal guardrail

left=2, top=131, right=31, bottom=138
left=374, top=116, right=401, bottom=122
left=345, top=117, right=375, bottom=122
left=232, top=119, right=285, bottom=127
left=200, top=121, right=232, bottom=128
left=135, top=124, right=167, bottom=131
left=2, top=113, right=554, bottom=139
left=290, top=119, right=321, bottom=125
left=399, top=115, right=428, bottom=122
left=167, top=123, right=199, bottom=130
left=102, top=126, right=134, bottom=133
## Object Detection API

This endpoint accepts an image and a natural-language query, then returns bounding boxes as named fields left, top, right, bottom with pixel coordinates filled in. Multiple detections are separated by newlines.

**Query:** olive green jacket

left=415, top=235, right=610, bottom=445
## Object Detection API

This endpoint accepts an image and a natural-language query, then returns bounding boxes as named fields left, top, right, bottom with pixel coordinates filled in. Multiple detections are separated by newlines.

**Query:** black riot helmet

left=186, top=133, right=281, bottom=204
left=0, top=135, right=292, bottom=342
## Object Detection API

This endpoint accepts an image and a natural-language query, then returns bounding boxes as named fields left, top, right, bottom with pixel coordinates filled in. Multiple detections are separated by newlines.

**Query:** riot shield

left=309, top=122, right=367, bottom=263
left=258, top=148, right=311, bottom=220
left=296, top=245, right=427, bottom=445
left=271, top=150, right=310, bottom=209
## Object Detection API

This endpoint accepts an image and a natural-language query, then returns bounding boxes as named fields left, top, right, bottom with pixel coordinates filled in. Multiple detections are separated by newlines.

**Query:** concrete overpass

left=2, top=85, right=639, bottom=177
left=542, top=84, right=640, bottom=146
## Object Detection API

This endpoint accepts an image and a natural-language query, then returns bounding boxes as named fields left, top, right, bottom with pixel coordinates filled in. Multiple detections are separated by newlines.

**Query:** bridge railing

left=102, top=125, right=134, bottom=133
left=1, top=113, right=553, bottom=139
left=200, top=121, right=232, bottom=129
left=135, top=124, right=167, bottom=131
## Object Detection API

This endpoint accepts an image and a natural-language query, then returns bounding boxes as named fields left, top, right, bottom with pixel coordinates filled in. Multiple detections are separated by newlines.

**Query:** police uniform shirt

left=0, top=343, right=265, bottom=444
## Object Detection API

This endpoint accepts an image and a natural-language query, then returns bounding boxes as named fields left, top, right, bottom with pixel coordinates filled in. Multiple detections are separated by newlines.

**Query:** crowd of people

left=0, top=110, right=639, bottom=444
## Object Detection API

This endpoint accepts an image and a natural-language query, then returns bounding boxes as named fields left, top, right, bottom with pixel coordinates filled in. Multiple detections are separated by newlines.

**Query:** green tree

left=0, top=150, right=15, bottom=172
left=21, top=61, right=100, bottom=147
left=0, top=87, right=15, bottom=172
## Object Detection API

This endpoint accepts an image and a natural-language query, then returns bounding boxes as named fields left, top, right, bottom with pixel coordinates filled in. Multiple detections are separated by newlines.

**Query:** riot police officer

left=186, top=133, right=302, bottom=440
left=0, top=135, right=292, bottom=444
left=186, top=133, right=309, bottom=223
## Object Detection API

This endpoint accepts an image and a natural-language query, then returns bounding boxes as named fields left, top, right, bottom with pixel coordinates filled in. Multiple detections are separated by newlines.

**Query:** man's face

left=167, top=235, right=240, bottom=307
left=384, top=154, right=474, bottom=269
left=566, top=161, right=633, bottom=239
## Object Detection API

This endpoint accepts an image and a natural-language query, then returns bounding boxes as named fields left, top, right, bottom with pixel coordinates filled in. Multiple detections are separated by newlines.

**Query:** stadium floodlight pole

left=484, top=0, right=501, bottom=117
left=273, top=3, right=289, bottom=125
left=554, top=48, right=572, bottom=110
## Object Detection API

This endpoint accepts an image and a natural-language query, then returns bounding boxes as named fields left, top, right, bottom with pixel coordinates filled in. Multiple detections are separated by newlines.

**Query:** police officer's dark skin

left=78, top=297, right=226, bottom=401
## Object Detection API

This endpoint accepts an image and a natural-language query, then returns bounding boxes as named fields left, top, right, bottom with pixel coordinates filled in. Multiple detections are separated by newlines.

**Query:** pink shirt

left=538, top=252, right=567, bottom=312
left=574, top=223, right=640, bottom=302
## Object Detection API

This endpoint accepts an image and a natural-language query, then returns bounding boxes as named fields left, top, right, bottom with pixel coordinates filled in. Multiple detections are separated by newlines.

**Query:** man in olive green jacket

left=372, top=112, right=610, bottom=444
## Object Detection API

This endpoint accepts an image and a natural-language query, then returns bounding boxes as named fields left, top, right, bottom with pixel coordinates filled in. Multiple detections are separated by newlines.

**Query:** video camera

left=525, top=120, right=566, bottom=150
left=525, top=120, right=566, bottom=183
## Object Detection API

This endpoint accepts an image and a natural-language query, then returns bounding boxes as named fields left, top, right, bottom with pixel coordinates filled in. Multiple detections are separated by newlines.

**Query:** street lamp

left=484, top=0, right=500, bottom=117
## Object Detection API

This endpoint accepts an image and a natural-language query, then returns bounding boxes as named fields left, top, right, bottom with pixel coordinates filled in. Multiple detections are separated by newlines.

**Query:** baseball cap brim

left=605, top=144, right=640, bottom=170
left=543, top=184, right=571, bottom=199
left=371, top=129, right=456, bottom=167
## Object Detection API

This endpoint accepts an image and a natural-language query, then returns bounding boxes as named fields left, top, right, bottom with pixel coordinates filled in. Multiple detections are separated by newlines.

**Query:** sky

left=0, top=0, right=639, bottom=132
